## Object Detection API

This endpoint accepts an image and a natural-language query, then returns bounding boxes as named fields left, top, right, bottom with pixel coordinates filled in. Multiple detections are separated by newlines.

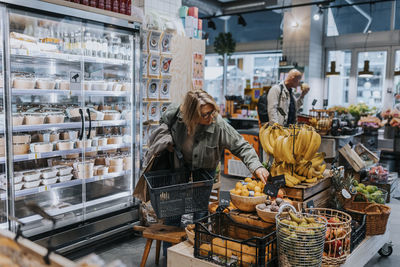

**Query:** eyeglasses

left=200, top=110, right=216, bottom=119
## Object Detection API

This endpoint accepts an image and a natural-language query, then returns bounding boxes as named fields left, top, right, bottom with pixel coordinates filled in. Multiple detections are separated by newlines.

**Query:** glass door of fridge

left=0, top=5, right=8, bottom=229
left=7, top=8, right=86, bottom=235
left=80, top=21, right=135, bottom=220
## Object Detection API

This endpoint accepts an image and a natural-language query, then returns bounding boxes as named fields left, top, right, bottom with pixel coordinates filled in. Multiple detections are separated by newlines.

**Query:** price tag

left=28, top=153, right=39, bottom=160
left=219, top=191, right=230, bottom=207
left=263, top=183, right=279, bottom=197
left=307, top=200, right=315, bottom=209
left=271, top=175, right=286, bottom=188
left=342, top=189, right=351, bottom=199
left=38, top=186, right=48, bottom=193
left=312, top=99, right=317, bottom=106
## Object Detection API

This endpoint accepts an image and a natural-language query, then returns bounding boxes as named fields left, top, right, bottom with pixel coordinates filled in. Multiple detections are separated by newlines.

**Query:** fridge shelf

left=0, top=170, right=132, bottom=200
left=11, top=51, right=131, bottom=66
left=7, top=120, right=128, bottom=133
left=11, top=89, right=131, bottom=97
left=0, top=143, right=131, bottom=163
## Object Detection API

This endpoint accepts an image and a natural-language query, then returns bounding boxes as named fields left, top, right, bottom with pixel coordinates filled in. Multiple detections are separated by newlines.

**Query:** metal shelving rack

left=0, top=0, right=142, bottom=252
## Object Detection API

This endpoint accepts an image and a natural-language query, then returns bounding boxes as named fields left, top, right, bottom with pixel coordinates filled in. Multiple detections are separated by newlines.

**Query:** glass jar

left=101, top=36, right=108, bottom=58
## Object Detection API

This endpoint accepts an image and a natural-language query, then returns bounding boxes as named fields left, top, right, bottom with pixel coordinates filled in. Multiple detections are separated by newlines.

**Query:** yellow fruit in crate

left=200, top=244, right=211, bottom=256
left=235, top=182, right=243, bottom=190
left=245, top=177, right=253, bottom=183
left=235, top=189, right=242, bottom=196
left=254, top=192, right=262, bottom=197
left=242, top=185, right=248, bottom=191
left=241, top=189, right=250, bottom=197
left=230, top=189, right=236, bottom=195
left=254, top=186, right=261, bottom=193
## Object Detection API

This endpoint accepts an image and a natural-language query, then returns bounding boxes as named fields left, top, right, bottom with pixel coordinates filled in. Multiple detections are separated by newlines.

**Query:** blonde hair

left=181, top=89, right=220, bottom=135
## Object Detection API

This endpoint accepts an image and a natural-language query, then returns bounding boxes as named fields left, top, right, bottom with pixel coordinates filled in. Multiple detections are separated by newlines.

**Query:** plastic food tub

left=23, top=171, right=41, bottom=182
left=40, top=168, right=58, bottom=179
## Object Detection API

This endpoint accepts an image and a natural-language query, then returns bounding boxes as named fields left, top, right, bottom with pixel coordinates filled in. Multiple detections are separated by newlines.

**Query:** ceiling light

left=313, top=5, right=323, bottom=21
left=358, top=60, right=374, bottom=78
left=238, top=15, right=247, bottom=27
left=394, top=69, right=400, bottom=76
left=208, top=19, right=216, bottom=30
left=326, top=61, right=340, bottom=77
left=291, top=21, right=299, bottom=28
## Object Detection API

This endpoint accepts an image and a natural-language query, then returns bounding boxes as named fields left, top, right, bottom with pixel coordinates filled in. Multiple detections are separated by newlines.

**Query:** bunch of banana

left=294, top=153, right=327, bottom=183
left=259, top=123, right=289, bottom=156
left=269, top=162, right=302, bottom=187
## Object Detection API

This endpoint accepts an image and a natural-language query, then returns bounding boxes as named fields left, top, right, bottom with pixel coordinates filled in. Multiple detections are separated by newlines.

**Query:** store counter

left=168, top=241, right=219, bottom=267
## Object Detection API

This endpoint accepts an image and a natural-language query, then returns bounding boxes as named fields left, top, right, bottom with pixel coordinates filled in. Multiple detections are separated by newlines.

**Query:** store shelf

left=6, top=120, right=128, bottom=133
left=0, top=143, right=131, bottom=163
left=11, top=51, right=131, bottom=66
left=11, top=89, right=130, bottom=97
left=0, top=170, right=131, bottom=200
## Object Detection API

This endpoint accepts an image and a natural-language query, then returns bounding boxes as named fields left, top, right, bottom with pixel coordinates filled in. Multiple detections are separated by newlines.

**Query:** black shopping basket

left=144, top=169, right=214, bottom=218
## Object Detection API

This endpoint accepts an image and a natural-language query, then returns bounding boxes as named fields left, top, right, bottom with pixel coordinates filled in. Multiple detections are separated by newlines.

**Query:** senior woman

left=160, top=89, right=269, bottom=255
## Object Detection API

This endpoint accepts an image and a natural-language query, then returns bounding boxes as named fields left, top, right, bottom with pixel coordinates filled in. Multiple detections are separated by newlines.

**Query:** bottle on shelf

left=98, top=0, right=105, bottom=9
left=101, top=35, right=108, bottom=58
left=119, top=0, right=126, bottom=14
left=105, top=0, right=112, bottom=11
left=126, top=0, right=131, bottom=15
left=112, top=0, right=119, bottom=13
left=81, top=0, right=89, bottom=6
left=89, top=0, right=97, bottom=8
left=84, top=31, right=92, bottom=56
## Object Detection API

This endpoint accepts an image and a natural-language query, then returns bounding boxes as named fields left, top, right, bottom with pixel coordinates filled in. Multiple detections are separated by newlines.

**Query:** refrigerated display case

left=0, top=0, right=141, bottom=252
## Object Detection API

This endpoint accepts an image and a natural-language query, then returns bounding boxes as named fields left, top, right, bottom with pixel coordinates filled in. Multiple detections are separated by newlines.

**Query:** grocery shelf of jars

left=0, top=0, right=141, bottom=241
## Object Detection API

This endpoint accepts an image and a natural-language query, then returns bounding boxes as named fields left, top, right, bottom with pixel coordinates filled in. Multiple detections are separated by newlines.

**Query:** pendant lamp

left=358, top=60, right=374, bottom=78
left=326, top=61, right=340, bottom=76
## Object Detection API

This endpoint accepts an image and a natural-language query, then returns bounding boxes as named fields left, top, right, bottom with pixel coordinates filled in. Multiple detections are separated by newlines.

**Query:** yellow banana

left=274, top=136, right=285, bottom=162
left=285, top=173, right=300, bottom=185
left=304, top=130, right=321, bottom=161
left=311, top=152, right=325, bottom=168
left=285, top=179, right=295, bottom=187
left=293, top=172, right=306, bottom=182
left=317, top=164, right=327, bottom=175
left=305, top=178, right=317, bottom=183
left=282, top=136, right=295, bottom=164
left=263, top=126, right=274, bottom=155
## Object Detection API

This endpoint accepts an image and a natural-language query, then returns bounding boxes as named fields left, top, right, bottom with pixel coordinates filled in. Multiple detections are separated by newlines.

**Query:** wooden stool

left=133, top=224, right=187, bottom=267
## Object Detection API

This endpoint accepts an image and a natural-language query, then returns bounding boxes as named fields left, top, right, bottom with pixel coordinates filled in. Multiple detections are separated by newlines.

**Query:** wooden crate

left=209, top=181, right=221, bottom=202
left=292, top=188, right=331, bottom=210
left=284, top=176, right=332, bottom=200
left=229, top=210, right=274, bottom=229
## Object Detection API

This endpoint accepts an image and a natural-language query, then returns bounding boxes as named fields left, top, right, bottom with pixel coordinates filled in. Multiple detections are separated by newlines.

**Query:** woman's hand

left=255, top=167, right=269, bottom=184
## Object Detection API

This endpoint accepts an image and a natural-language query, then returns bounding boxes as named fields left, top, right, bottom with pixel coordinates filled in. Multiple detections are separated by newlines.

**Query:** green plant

left=214, top=32, right=236, bottom=58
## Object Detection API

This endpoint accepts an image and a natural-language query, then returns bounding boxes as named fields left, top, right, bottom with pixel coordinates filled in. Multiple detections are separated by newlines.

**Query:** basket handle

left=351, top=192, right=369, bottom=202
left=278, top=203, right=297, bottom=214
left=364, top=203, right=388, bottom=213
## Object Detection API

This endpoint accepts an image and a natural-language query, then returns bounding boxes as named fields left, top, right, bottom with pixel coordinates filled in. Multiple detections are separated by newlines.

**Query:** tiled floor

left=85, top=175, right=399, bottom=267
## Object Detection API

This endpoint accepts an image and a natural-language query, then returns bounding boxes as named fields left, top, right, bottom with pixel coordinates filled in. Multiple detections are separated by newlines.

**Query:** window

left=356, top=51, right=387, bottom=107
left=326, top=50, right=351, bottom=106
left=395, top=50, right=400, bottom=104
left=326, top=1, right=392, bottom=36
left=204, top=52, right=282, bottom=105
left=396, top=1, right=400, bottom=29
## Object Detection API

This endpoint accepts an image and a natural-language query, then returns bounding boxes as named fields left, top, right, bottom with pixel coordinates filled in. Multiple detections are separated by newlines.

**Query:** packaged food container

left=56, top=140, right=74, bottom=150
left=121, top=83, right=132, bottom=92
left=38, top=132, right=60, bottom=142
left=107, top=135, right=123, bottom=145
left=58, top=174, right=73, bottom=182
left=91, top=81, right=108, bottom=91
left=13, top=114, right=25, bottom=126
left=13, top=78, right=35, bottom=89
left=14, top=183, right=24, bottom=191
left=74, top=162, right=94, bottom=173
left=86, top=151, right=98, bottom=157
left=123, top=135, right=131, bottom=144
left=123, top=156, right=132, bottom=170
left=94, top=165, right=109, bottom=176
left=112, top=83, right=123, bottom=91
left=83, top=81, right=91, bottom=91
left=73, top=170, right=94, bottom=179
left=98, top=137, right=108, bottom=147
left=23, top=171, right=41, bottom=182
left=0, top=146, right=4, bottom=157
left=46, top=112, right=65, bottom=124
left=30, top=142, right=53, bottom=153
left=95, top=157, right=106, bottom=166
left=13, top=134, right=31, bottom=144
left=60, top=131, right=78, bottom=140
left=41, top=177, right=58, bottom=185
left=14, top=172, right=23, bottom=184
left=13, top=143, right=29, bottom=155
left=40, top=168, right=58, bottom=179
left=36, top=79, right=56, bottom=90
left=103, top=110, right=121, bottom=120
left=89, top=110, right=104, bottom=121
left=106, top=157, right=123, bottom=166
left=76, top=139, right=92, bottom=148
left=24, top=179, right=41, bottom=188
left=63, top=153, right=79, bottom=159
left=24, top=113, right=45, bottom=125
left=109, top=165, right=123, bottom=173
left=58, top=80, right=70, bottom=90
left=55, top=166, right=73, bottom=176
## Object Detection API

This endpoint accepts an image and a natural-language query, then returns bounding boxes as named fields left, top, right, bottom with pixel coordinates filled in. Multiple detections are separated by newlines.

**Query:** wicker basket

left=344, top=193, right=391, bottom=235
left=306, top=208, right=352, bottom=266
left=230, top=193, right=267, bottom=212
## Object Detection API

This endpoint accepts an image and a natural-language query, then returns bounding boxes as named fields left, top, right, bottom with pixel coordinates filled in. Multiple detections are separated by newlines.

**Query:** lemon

left=241, top=189, right=250, bottom=197
left=247, top=182, right=255, bottom=191
left=230, top=189, right=237, bottom=195
left=235, top=182, right=243, bottom=190
left=254, top=186, right=261, bottom=193
left=236, top=189, right=242, bottom=196
left=244, top=177, right=253, bottom=183
left=254, top=192, right=262, bottom=197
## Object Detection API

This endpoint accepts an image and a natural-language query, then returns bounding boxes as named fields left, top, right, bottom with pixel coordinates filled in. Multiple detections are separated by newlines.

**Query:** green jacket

left=160, top=103, right=263, bottom=173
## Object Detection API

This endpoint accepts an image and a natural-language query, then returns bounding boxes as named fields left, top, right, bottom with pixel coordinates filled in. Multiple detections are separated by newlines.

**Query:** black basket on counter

left=194, top=212, right=277, bottom=267
left=348, top=211, right=366, bottom=253
left=144, top=169, right=213, bottom=218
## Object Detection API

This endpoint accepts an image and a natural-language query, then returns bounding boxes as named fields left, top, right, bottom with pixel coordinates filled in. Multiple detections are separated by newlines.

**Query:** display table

left=320, top=133, right=362, bottom=159
left=341, top=230, right=390, bottom=267
left=168, top=241, right=219, bottom=267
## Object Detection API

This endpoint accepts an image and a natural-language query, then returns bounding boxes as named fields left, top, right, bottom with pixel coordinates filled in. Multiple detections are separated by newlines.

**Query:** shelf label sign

left=70, top=71, right=81, bottom=91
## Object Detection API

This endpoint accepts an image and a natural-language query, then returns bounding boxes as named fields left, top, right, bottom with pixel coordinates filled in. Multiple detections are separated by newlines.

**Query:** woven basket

left=306, top=208, right=352, bottom=266
left=363, top=204, right=391, bottom=235
left=344, top=193, right=390, bottom=236
left=230, top=193, right=266, bottom=212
